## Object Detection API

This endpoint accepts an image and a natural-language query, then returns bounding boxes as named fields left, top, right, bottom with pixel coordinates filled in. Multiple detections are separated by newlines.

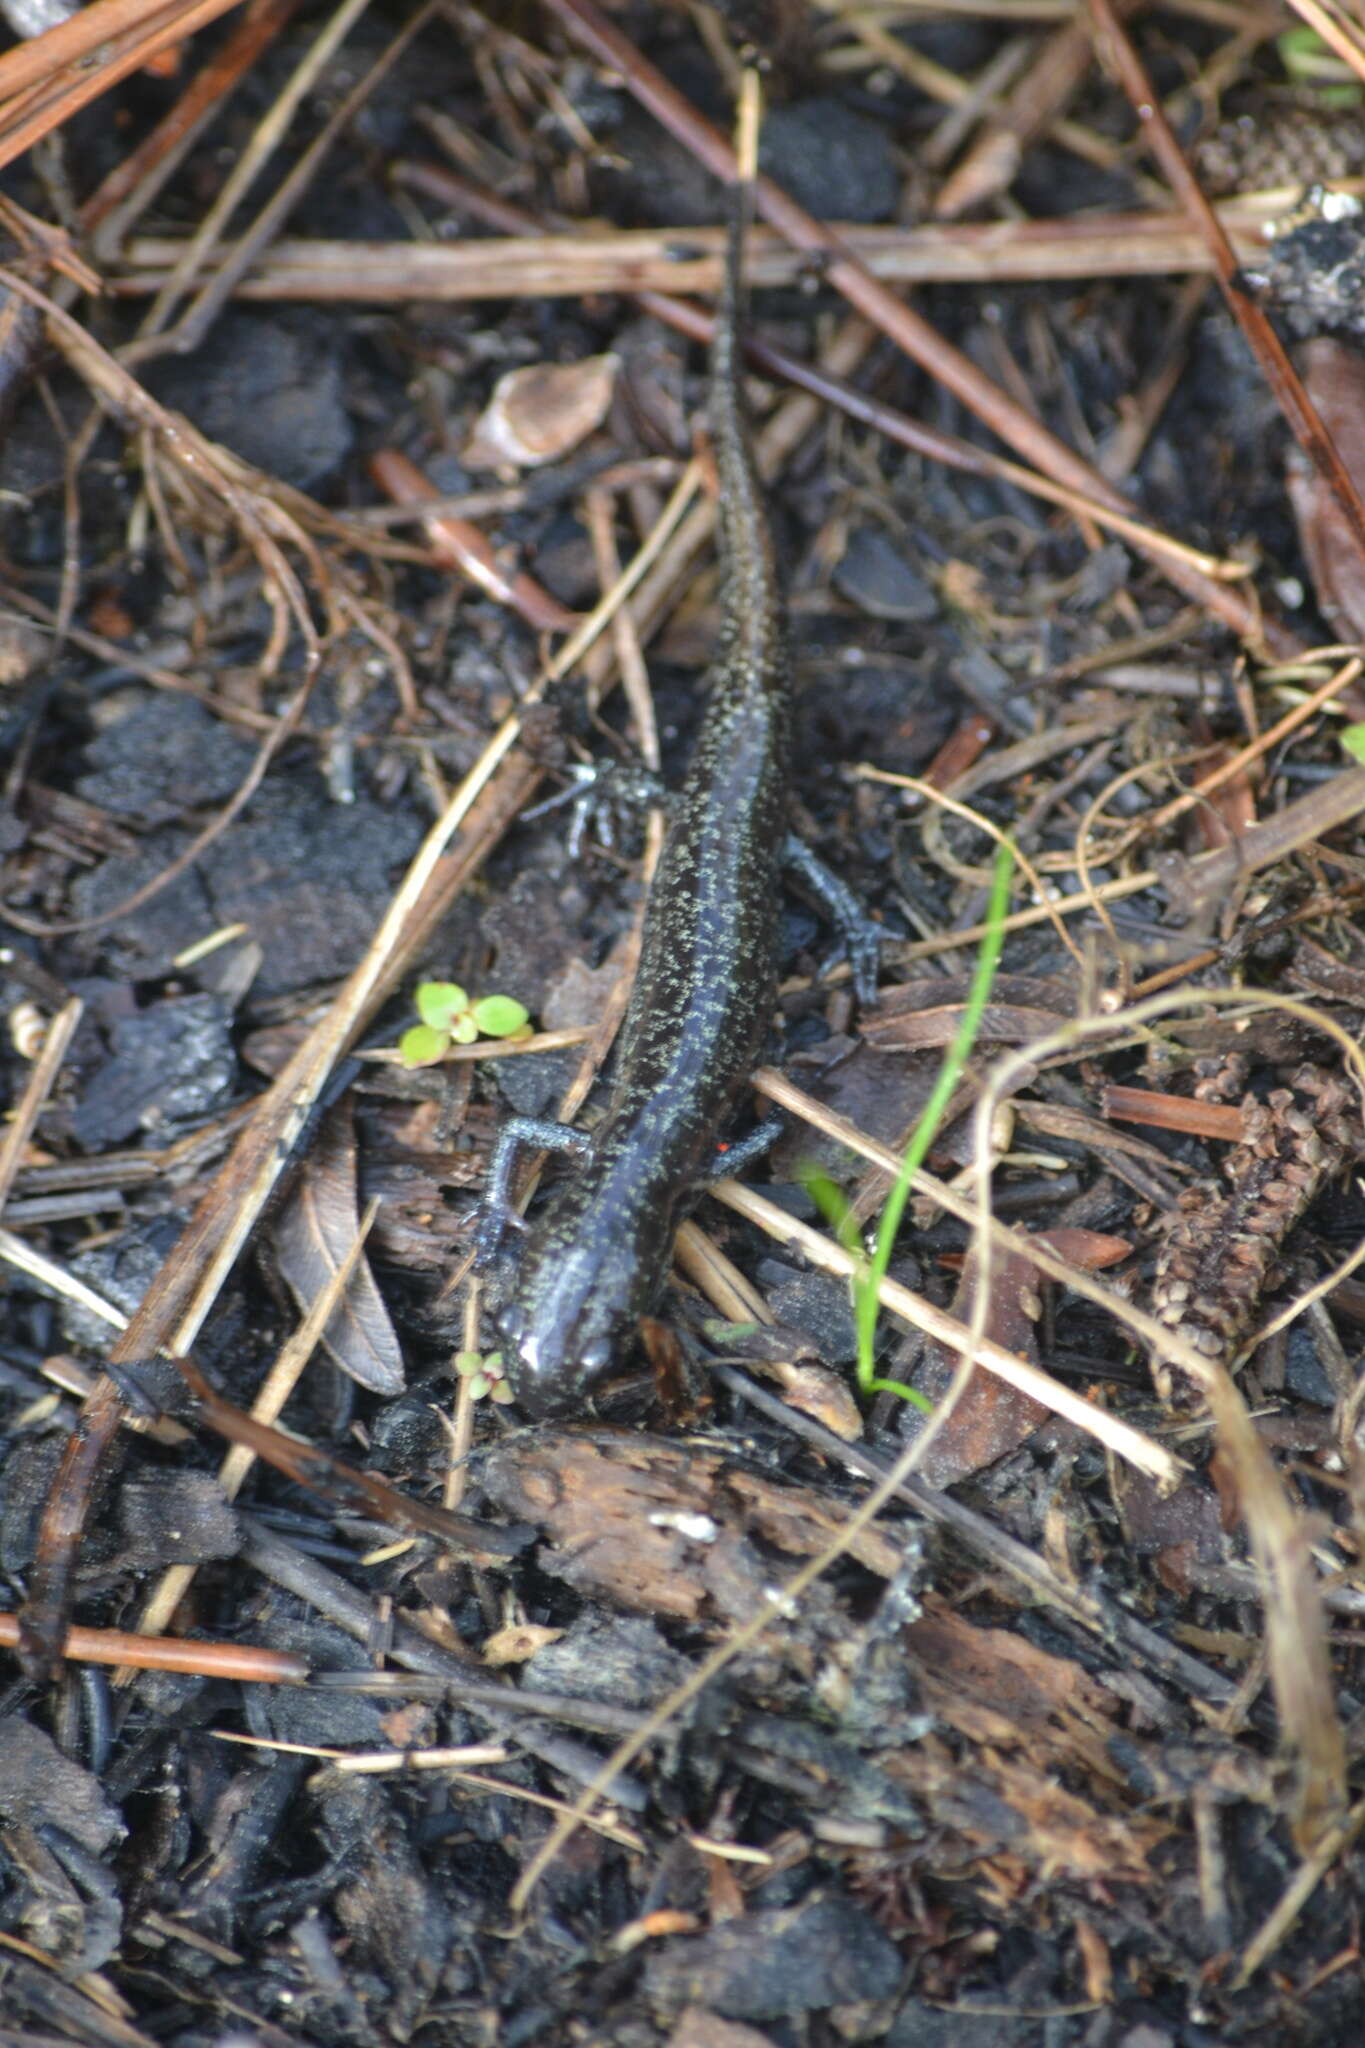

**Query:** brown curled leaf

left=272, top=1101, right=405, bottom=1395
left=905, top=1227, right=1131, bottom=1489
left=1288, top=337, right=1365, bottom=642
left=464, top=351, right=618, bottom=470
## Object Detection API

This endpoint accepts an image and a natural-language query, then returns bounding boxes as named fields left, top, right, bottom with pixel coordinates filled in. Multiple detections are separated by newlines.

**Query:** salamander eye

left=496, top=1302, right=525, bottom=1346
left=577, top=1336, right=613, bottom=1387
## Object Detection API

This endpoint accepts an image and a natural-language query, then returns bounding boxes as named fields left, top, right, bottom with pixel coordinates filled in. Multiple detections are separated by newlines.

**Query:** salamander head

left=496, top=1232, right=639, bottom=1418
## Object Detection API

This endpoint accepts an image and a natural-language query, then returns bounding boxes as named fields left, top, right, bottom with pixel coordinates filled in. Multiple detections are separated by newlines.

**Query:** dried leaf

left=906, top=1227, right=1130, bottom=1486
left=762, top=1358, right=863, bottom=1441
left=906, top=1243, right=1049, bottom=1487
left=862, top=972, right=1073, bottom=1052
left=1035, top=1226, right=1133, bottom=1271
left=273, top=1103, right=405, bottom=1394
left=464, top=352, right=619, bottom=470
left=1288, top=336, right=1365, bottom=640
left=483, top=1623, right=563, bottom=1666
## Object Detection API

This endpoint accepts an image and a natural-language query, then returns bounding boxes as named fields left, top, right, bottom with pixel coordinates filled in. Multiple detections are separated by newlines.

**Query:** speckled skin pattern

left=500, top=193, right=790, bottom=1416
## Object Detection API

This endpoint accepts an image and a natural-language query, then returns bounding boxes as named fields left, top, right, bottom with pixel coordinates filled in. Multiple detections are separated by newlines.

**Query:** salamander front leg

left=474, top=1116, right=591, bottom=1268
left=782, top=834, right=888, bottom=1006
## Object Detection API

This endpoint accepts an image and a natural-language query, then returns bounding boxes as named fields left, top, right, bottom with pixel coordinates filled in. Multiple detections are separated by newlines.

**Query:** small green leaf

left=450, top=1013, right=480, bottom=1044
left=400, top=1023, right=450, bottom=1068
left=417, top=981, right=468, bottom=1030
left=473, top=994, right=531, bottom=1038
left=802, top=1169, right=862, bottom=1256
left=1342, top=723, right=1365, bottom=764
left=455, top=1348, right=511, bottom=1404
left=701, top=1317, right=761, bottom=1344
left=1276, top=26, right=1359, bottom=94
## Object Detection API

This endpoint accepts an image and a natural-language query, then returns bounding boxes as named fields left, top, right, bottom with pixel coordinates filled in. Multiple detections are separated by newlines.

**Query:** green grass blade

left=856, top=839, right=1015, bottom=1404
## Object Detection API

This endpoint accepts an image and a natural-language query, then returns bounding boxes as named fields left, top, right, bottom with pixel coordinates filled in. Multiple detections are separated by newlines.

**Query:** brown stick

left=0, top=0, right=248, bottom=169
left=0, top=1608, right=309, bottom=1682
left=115, top=202, right=1308, bottom=298
left=79, top=0, right=305, bottom=245
left=1103, top=1083, right=1247, bottom=1140
left=369, top=447, right=579, bottom=632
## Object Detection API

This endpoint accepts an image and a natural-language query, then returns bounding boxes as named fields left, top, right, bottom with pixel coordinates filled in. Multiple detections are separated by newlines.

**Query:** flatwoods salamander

left=477, top=183, right=879, bottom=1416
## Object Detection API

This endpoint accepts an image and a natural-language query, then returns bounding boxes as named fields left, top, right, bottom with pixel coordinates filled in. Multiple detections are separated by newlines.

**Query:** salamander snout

left=496, top=1289, right=618, bottom=1419
left=492, top=1165, right=671, bottom=1416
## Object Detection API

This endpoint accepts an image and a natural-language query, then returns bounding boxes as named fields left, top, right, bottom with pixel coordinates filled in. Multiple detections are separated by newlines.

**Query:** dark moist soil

left=3, top=5, right=1365, bottom=2045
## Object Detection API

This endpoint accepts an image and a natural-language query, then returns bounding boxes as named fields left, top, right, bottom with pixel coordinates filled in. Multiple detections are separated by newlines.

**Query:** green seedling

left=700, top=1319, right=763, bottom=1346
left=400, top=982, right=532, bottom=1068
left=454, top=1346, right=514, bottom=1404
left=803, top=839, right=1014, bottom=1413
left=1341, top=722, right=1365, bottom=765
left=1276, top=26, right=1361, bottom=102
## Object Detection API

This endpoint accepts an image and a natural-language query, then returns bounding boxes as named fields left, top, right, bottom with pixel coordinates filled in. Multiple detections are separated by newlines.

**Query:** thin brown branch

left=0, top=995, right=82, bottom=1214
left=80, top=0, right=306, bottom=249
left=0, top=0, right=248, bottom=169
left=0, top=1609, right=308, bottom=1681
left=113, top=202, right=1305, bottom=301
left=1088, top=0, right=1365, bottom=583
left=369, top=447, right=579, bottom=632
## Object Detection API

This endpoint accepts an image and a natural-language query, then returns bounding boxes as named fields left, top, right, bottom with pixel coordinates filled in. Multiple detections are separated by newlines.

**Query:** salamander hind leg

left=699, top=1112, right=785, bottom=1184
left=782, top=832, right=892, bottom=1006
left=525, top=759, right=672, bottom=859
